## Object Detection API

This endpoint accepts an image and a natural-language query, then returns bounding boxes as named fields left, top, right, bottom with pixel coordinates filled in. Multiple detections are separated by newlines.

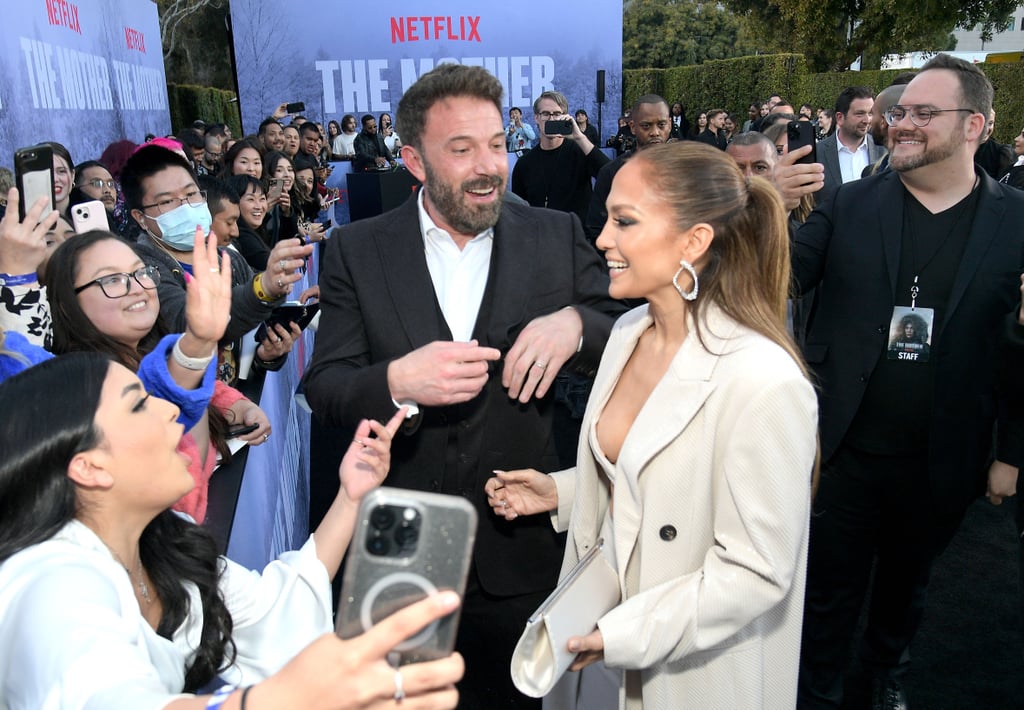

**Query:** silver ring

left=278, top=259, right=286, bottom=270
left=262, top=433, right=269, bottom=442
left=501, top=500, right=508, bottom=508
left=209, top=268, right=220, bottom=273
left=533, top=361, right=548, bottom=370
left=275, top=337, right=283, bottom=343
left=393, top=668, right=405, bottom=702
left=277, top=278, right=284, bottom=289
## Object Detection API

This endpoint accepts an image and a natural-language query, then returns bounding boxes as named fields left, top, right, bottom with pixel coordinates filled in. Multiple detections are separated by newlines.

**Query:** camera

left=366, top=504, right=421, bottom=557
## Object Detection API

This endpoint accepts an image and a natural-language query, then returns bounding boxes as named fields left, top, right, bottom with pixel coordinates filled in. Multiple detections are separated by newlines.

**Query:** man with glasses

left=74, top=161, right=118, bottom=212
left=511, top=90, right=609, bottom=226
left=122, top=144, right=313, bottom=382
left=196, top=134, right=223, bottom=177
left=793, top=54, right=1024, bottom=710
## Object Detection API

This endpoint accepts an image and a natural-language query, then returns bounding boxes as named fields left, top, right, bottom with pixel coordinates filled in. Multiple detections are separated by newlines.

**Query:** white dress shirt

left=836, top=132, right=870, bottom=183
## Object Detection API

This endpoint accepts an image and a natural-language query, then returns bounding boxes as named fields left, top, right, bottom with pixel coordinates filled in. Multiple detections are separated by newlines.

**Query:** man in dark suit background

left=817, top=86, right=886, bottom=196
left=352, top=113, right=396, bottom=172
left=303, top=63, right=622, bottom=709
left=793, top=54, right=1024, bottom=709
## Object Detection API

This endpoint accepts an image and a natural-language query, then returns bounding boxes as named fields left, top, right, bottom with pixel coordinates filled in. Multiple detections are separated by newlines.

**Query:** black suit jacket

left=303, top=196, right=622, bottom=595
left=792, top=170, right=1024, bottom=512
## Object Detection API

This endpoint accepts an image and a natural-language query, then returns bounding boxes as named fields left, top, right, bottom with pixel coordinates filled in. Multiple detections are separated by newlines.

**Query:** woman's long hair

left=0, top=354, right=236, bottom=690
left=46, top=232, right=232, bottom=462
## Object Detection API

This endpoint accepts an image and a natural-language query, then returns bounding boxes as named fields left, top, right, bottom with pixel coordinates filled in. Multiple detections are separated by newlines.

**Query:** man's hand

left=387, top=340, right=501, bottom=406
left=774, top=145, right=825, bottom=212
left=987, top=460, right=1018, bottom=505
left=502, top=308, right=583, bottom=403
left=271, top=102, right=289, bottom=120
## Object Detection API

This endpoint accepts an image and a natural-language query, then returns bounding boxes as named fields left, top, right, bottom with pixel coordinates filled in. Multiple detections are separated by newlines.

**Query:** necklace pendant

left=138, top=578, right=152, bottom=604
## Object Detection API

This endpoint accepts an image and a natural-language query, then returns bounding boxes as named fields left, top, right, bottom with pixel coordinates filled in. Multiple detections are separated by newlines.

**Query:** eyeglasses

left=81, top=178, right=117, bottom=190
left=140, top=189, right=207, bottom=215
left=74, top=265, right=161, bottom=298
left=538, top=111, right=563, bottom=119
left=884, top=105, right=975, bottom=127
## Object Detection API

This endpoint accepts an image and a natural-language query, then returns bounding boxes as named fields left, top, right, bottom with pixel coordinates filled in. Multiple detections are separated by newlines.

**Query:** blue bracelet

left=0, top=272, right=38, bottom=287
left=206, top=685, right=236, bottom=709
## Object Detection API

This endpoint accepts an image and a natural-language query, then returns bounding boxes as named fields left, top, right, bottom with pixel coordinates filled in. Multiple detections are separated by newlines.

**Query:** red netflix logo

left=390, top=16, right=481, bottom=43
left=124, top=27, right=146, bottom=53
left=45, top=0, right=82, bottom=34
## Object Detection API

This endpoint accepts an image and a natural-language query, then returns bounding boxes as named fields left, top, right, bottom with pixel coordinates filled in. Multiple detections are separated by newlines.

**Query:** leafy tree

left=159, top=0, right=234, bottom=90
left=623, top=0, right=760, bottom=69
left=725, top=0, right=1018, bottom=72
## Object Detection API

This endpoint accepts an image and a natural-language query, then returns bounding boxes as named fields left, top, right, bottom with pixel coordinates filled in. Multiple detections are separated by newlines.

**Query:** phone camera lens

left=367, top=534, right=390, bottom=556
left=370, top=506, right=395, bottom=530
left=395, top=522, right=418, bottom=546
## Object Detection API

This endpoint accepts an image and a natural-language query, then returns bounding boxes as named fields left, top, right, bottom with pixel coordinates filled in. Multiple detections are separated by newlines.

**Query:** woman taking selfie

left=487, top=143, right=818, bottom=709
left=0, top=354, right=463, bottom=708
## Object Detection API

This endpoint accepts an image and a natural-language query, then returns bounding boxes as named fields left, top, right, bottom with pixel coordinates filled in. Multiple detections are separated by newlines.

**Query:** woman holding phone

left=0, top=352, right=464, bottom=708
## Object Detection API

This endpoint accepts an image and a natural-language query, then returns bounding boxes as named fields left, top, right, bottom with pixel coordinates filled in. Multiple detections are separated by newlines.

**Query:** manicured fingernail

left=184, top=272, right=193, bottom=283
left=437, top=591, right=460, bottom=609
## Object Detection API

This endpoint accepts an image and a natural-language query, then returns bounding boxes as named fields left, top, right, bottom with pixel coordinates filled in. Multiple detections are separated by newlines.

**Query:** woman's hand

left=252, top=592, right=464, bottom=709
left=567, top=629, right=604, bottom=671
left=484, top=469, right=558, bottom=520
left=340, top=408, right=406, bottom=503
left=257, top=321, right=301, bottom=362
left=987, top=459, right=1018, bottom=505
left=226, top=398, right=272, bottom=445
left=262, top=237, right=313, bottom=298
left=183, top=227, right=232, bottom=345
left=302, top=221, right=327, bottom=243
left=0, top=189, right=59, bottom=276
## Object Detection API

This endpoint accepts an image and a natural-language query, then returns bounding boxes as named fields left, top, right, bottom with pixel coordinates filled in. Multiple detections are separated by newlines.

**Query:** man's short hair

left=919, top=53, right=993, bottom=117
left=121, top=144, right=196, bottom=211
left=206, top=124, right=229, bottom=139
left=197, top=175, right=240, bottom=215
left=175, top=129, right=205, bottom=152
left=890, top=72, right=917, bottom=86
left=759, top=113, right=797, bottom=131
left=729, top=131, right=777, bottom=155
left=632, top=94, right=669, bottom=115
left=835, top=86, right=875, bottom=116
left=360, top=114, right=375, bottom=127
left=298, top=122, right=321, bottom=138
left=204, top=134, right=222, bottom=151
left=73, top=160, right=108, bottom=181
left=533, top=90, right=568, bottom=115
left=707, top=109, right=727, bottom=121
left=396, top=63, right=504, bottom=150
left=258, top=117, right=281, bottom=136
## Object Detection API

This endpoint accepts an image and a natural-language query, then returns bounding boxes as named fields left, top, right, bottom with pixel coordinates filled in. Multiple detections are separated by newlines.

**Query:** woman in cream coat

left=487, top=142, right=818, bottom=709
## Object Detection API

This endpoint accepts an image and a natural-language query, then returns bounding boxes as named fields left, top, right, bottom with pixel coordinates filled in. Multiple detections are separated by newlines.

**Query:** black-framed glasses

left=538, top=111, right=563, bottom=119
left=884, top=105, right=975, bottom=127
left=81, top=178, right=117, bottom=190
left=140, top=189, right=207, bottom=215
left=74, top=266, right=161, bottom=298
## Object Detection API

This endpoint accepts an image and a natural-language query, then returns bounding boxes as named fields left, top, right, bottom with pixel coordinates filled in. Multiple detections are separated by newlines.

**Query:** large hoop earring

left=673, top=260, right=699, bottom=301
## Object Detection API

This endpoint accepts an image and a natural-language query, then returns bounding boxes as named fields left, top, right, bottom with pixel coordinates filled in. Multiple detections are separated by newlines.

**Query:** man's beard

left=423, top=159, right=504, bottom=235
left=890, top=128, right=961, bottom=173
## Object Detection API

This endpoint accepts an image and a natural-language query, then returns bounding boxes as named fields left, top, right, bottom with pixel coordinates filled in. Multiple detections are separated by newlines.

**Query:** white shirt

left=417, top=189, right=493, bottom=342
left=836, top=132, right=870, bottom=183
left=0, top=520, right=332, bottom=709
left=332, top=132, right=357, bottom=156
left=383, top=131, right=401, bottom=153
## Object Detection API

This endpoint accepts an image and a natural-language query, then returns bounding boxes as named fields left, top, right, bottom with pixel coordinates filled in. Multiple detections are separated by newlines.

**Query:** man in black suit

left=793, top=54, right=1024, bottom=710
left=353, top=113, right=396, bottom=172
left=303, top=63, right=621, bottom=709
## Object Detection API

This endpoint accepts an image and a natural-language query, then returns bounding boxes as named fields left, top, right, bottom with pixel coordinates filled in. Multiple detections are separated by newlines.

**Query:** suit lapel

left=472, top=206, right=539, bottom=351
left=376, top=198, right=450, bottom=348
left=945, top=173, right=1005, bottom=324
left=878, top=173, right=905, bottom=297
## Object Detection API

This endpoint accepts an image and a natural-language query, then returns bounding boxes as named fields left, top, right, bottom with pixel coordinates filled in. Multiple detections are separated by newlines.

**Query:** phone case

left=14, top=144, right=55, bottom=221
left=70, top=200, right=109, bottom=233
left=253, top=302, right=320, bottom=343
left=787, top=121, right=817, bottom=164
left=336, top=488, right=477, bottom=665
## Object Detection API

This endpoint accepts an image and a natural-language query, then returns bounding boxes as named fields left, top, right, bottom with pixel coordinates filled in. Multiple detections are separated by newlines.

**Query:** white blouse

left=0, top=520, right=333, bottom=709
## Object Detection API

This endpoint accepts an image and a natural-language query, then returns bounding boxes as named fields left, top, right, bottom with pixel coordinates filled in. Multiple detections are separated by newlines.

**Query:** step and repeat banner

left=230, top=0, right=622, bottom=140
left=0, top=0, right=170, bottom=166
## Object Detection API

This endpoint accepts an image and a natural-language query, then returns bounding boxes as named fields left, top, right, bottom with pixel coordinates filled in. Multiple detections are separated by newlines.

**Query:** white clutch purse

left=510, top=539, right=620, bottom=697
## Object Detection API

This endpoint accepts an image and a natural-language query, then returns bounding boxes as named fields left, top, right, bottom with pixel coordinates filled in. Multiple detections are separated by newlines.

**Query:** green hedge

left=166, top=84, right=242, bottom=136
left=624, top=55, right=1024, bottom=143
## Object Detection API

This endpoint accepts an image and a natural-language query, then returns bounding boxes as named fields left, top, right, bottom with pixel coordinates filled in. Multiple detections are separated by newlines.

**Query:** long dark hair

left=46, top=231, right=233, bottom=462
left=0, top=354, right=235, bottom=689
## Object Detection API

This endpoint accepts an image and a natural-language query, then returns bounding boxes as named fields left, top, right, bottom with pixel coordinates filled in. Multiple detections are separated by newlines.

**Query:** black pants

left=797, top=445, right=966, bottom=709
left=456, top=565, right=548, bottom=709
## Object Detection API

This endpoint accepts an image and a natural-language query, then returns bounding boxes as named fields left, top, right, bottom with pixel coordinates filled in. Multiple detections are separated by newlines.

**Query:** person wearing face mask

left=122, top=145, right=314, bottom=384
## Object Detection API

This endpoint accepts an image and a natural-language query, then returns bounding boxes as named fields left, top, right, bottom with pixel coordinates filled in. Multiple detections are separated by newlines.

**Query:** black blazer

left=303, top=196, right=622, bottom=594
left=793, top=170, right=1024, bottom=512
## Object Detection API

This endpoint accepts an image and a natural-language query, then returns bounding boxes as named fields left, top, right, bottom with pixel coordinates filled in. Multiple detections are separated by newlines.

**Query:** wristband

left=253, top=273, right=276, bottom=302
left=172, top=337, right=216, bottom=371
left=205, top=685, right=236, bottom=709
left=0, top=272, right=38, bottom=287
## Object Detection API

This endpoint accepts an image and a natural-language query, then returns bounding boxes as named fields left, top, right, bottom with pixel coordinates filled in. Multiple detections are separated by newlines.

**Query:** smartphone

left=70, top=200, right=109, bottom=233
left=285, top=101, right=305, bottom=114
left=14, top=144, right=55, bottom=221
left=787, top=121, right=817, bottom=165
left=267, top=177, right=286, bottom=203
left=227, top=422, right=259, bottom=438
left=254, top=301, right=320, bottom=343
left=544, top=119, right=573, bottom=136
left=336, top=488, right=477, bottom=665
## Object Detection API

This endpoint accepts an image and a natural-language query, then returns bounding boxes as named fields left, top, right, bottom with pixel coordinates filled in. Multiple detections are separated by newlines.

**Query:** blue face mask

left=147, top=202, right=212, bottom=250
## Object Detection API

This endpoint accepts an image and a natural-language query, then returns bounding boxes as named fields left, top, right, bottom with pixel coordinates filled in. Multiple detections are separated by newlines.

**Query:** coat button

left=659, top=525, right=677, bottom=541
